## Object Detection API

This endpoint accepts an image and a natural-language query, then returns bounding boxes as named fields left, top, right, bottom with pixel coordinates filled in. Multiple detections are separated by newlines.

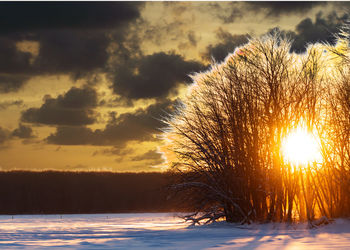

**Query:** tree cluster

left=163, top=32, right=350, bottom=226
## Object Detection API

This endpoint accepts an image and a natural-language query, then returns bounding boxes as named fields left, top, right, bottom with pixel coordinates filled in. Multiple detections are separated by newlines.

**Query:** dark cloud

left=290, top=12, right=347, bottom=52
left=111, top=52, right=205, bottom=100
left=0, top=127, right=10, bottom=144
left=32, top=30, right=109, bottom=77
left=0, top=100, right=23, bottom=110
left=92, top=146, right=134, bottom=157
left=0, top=36, right=32, bottom=92
left=246, top=2, right=327, bottom=18
left=0, top=37, right=32, bottom=73
left=0, top=127, right=9, bottom=144
left=0, top=2, right=143, bottom=92
left=0, top=124, right=35, bottom=145
left=0, top=74, right=31, bottom=93
left=99, top=96, right=134, bottom=108
left=21, top=86, right=98, bottom=126
left=0, top=2, right=142, bottom=34
left=202, top=28, right=250, bottom=62
left=205, top=11, right=345, bottom=62
left=11, top=124, right=35, bottom=139
left=210, top=2, right=243, bottom=24
left=46, top=99, right=178, bottom=146
left=332, top=2, right=350, bottom=10
left=213, top=2, right=326, bottom=23
left=265, top=12, right=347, bottom=53
left=208, top=11, right=347, bottom=62
left=0, top=37, right=36, bottom=92
left=131, top=149, right=165, bottom=165
left=46, top=126, right=95, bottom=145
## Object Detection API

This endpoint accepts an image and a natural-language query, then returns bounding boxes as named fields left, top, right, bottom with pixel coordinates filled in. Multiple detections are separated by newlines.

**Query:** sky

left=0, top=1, right=348, bottom=172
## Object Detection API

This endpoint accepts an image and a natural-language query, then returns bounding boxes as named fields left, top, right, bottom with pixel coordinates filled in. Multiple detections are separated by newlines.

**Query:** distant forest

left=0, top=171, right=184, bottom=214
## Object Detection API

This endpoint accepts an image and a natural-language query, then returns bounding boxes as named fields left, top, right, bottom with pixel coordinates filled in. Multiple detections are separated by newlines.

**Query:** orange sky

left=0, top=2, right=347, bottom=172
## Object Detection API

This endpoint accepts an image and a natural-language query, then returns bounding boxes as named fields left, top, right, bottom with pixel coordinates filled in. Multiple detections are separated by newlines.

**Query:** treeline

left=0, top=171, right=184, bottom=214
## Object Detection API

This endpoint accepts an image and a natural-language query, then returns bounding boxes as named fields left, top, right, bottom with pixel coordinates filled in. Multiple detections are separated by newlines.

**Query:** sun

left=282, top=127, right=322, bottom=166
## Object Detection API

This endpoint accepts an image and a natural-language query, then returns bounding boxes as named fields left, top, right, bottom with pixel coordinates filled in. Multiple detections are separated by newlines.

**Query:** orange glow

left=282, top=127, right=322, bottom=166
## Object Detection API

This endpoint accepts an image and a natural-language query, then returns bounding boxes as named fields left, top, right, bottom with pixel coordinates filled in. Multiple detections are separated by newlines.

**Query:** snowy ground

left=0, top=213, right=350, bottom=249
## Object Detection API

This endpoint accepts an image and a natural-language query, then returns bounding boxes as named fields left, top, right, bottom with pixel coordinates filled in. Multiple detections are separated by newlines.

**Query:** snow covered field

left=0, top=213, right=350, bottom=249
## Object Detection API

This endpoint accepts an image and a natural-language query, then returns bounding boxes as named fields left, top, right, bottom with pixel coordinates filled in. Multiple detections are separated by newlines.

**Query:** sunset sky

left=0, top=1, right=348, bottom=172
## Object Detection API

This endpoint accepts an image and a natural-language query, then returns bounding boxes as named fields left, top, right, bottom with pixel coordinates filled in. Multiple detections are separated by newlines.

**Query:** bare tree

left=163, top=32, right=350, bottom=225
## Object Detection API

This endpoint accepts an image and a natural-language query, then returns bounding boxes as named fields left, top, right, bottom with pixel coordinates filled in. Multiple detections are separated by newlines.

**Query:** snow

left=0, top=213, right=350, bottom=249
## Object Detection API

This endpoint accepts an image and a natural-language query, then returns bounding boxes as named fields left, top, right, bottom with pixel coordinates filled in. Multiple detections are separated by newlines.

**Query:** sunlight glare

left=282, top=127, right=322, bottom=166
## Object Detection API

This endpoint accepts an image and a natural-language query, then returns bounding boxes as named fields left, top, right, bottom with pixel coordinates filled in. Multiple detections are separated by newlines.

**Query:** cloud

left=32, top=30, right=109, bottom=78
left=11, top=124, right=35, bottom=139
left=178, top=31, right=199, bottom=50
left=202, top=28, right=250, bottom=62
left=246, top=2, right=327, bottom=18
left=0, top=2, right=142, bottom=34
left=99, top=96, right=134, bottom=108
left=0, top=37, right=32, bottom=73
left=187, top=31, right=198, bottom=47
left=131, top=149, right=165, bottom=165
left=203, top=11, right=345, bottom=62
left=208, top=12, right=346, bottom=61
left=92, top=146, right=134, bottom=157
left=0, top=2, right=143, bottom=93
left=46, top=99, right=178, bottom=146
left=46, top=126, right=96, bottom=145
left=21, top=86, right=98, bottom=126
left=111, top=52, right=205, bottom=100
left=0, top=74, right=31, bottom=93
left=290, top=12, right=347, bottom=52
left=204, top=2, right=242, bottom=24
left=213, top=2, right=327, bottom=23
left=0, top=124, right=35, bottom=146
left=264, top=12, right=347, bottom=53
left=0, top=100, right=23, bottom=110
left=0, top=127, right=10, bottom=144
left=0, top=37, right=32, bottom=92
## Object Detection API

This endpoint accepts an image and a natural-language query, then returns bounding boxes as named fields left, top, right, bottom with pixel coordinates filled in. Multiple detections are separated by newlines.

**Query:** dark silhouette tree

left=163, top=32, right=350, bottom=225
